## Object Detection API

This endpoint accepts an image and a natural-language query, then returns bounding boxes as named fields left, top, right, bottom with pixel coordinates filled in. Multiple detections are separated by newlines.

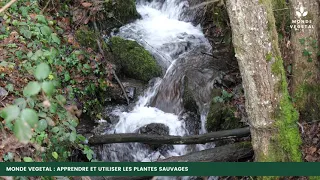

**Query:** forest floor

left=301, top=121, right=320, bottom=162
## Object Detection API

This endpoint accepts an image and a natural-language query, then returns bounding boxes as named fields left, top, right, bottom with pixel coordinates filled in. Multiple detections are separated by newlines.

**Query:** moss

left=259, top=0, right=302, bottom=162
left=310, top=177, right=320, bottom=180
left=101, top=0, right=140, bottom=32
left=75, top=28, right=98, bottom=51
left=109, top=36, right=161, bottom=82
left=266, top=52, right=273, bottom=62
left=269, top=55, right=302, bottom=162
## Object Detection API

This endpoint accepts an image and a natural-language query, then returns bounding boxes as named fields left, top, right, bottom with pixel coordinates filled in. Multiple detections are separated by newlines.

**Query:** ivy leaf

left=64, top=72, right=70, bottom=81
left=27, top=98, right=35, bottom=108
left=51, top=127, right=59, bottom=133
left=35, top=63, right=51, bottom=80
left=5, top=84, right=14, bottom=92
left=302, top=49, right=311, bottom=57
left=51, top=33, right=60, bottom=45
left=299, top=38, right=305, bottom=45
left=36, top=15, right=47, bottom=24
left=21, top=108, right=39, bottom=127
left=52, top=152, right=59, bottom=160
left=14, top=118, right=32, bottom=144
left=23, top=81, right=41, bottom=97
left=19, top=27, right=32, bottom=39
left=42, top=81, right=55, bottom=95
left=0, top=105, right=20, bottom=123
left=23, top=157, right=33, bottom=162
left=40, top=25, right=52, bottom=37
left=69, top=131, right=77, bottom=142
left=19, top=6, right=29, bottom=17
left=37, top=119, right=48, bottom=131
left=14, top=98, right=27, bottom=109
left=56, top=95, right=66, bottom=104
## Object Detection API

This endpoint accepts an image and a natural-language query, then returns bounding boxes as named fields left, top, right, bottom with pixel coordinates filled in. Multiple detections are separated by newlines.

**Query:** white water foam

left=103, top=0, right=212, bottom=162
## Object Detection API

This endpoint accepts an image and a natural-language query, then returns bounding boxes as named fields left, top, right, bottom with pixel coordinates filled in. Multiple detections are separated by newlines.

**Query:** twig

left=93, top=21, right=130, bottom=105
left=41, top=0, right=52, bottom=14
left=296, top=121, right=304, bottom=134
left=0, top=0, right=18, bottom=14
left=188, top=0, right=219, bottom=10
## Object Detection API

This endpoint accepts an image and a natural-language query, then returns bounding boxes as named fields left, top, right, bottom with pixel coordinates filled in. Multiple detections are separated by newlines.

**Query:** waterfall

left=100, top=0, right=217, bottom=163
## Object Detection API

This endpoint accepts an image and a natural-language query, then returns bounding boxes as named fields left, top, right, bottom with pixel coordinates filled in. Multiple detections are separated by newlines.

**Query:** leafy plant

left=213, top=90, right=233, bottom=103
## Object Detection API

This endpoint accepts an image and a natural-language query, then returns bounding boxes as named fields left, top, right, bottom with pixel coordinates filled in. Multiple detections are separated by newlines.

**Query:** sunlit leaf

left=21, top=108, right=39, bottom=127
left=0, top=105, right=20, bottom=123
left=37, top=119, right=48, bottom=131
left=23, top=81, right=41, bottom=97
left=14, top=119, right=32, bottom=144
left=35, top=63, right=51, bottom=80
left=23, top=157, right=33, bottom=162
left=52, top=152, right=59, bottom=159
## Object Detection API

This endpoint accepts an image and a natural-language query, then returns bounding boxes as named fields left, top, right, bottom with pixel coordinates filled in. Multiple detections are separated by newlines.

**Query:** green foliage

left=0, top=0, right=100, bottom=162
left=110, top=36, right=162, bottom=82
left=206, top=89, right=242, bottom=132
left=213, top=89, right=233, bottom=103
left=299, top=37, right=320, bottom=63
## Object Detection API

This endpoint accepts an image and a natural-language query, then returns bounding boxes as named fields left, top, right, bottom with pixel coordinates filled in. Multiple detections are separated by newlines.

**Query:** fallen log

left=158, top=142, right=253, bottom=162
left=100, top=142, right=253, bottom=180
left=88, top=127, right=250, bottom=145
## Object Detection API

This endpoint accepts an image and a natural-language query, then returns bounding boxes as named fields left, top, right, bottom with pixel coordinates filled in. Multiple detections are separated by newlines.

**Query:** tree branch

left=0, top=0, right=17, bottom=14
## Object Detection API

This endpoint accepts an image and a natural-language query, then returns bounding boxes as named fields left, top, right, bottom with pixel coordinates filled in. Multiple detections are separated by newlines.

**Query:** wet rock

left=138, top=123, right=172, bottom=151
left=121, top=78, right=146, bottom=100
left=151, top=47, right=219, bottom=114
left=103, top=105, right=128, bottom=125
left=181, top=112, right=200, bottom=135
left=139, top=123, right=169, bottom=136
left=0, top=87, right=8, bottom=97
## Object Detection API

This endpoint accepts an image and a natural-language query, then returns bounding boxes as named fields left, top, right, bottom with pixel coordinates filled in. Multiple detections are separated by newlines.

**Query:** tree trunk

left=226, top=0, right=302, bottom=161
left=290, top=0, right=320, bottom=122
left=88, top=127, right=250, bottom=145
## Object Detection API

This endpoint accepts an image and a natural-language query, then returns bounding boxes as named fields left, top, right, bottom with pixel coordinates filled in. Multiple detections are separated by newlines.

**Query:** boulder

left=98, top=0, right=141, bottom=33
left=138, top=123, right=172, bottom=151
left=109, top=37, right=162, bottom=82
left=139, top=123, right=169, bottom=136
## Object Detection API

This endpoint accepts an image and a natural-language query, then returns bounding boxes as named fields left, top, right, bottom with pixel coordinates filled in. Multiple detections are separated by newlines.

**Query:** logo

left=295, top=5, right=308, bottom=18
left=290, top=3, right=314, bottom=31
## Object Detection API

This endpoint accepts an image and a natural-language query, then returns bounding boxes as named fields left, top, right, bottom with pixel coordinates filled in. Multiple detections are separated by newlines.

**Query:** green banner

left=0, top=162, right=320, bottom=176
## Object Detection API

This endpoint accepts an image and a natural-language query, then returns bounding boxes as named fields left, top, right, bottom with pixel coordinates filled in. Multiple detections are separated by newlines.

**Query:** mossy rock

left=75, top=28, right=98, bottom=50
left=109, top=37, right=161, bottom=82
left=206, top=89, right=243, bottom=132
left=75, top=27, right=109, bottom=52
left=101, top=0, right=140, bottom=32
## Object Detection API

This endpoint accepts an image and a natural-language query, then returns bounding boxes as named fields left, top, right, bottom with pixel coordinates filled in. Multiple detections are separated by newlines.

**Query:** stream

left=99, top=0, right=219, bottom=167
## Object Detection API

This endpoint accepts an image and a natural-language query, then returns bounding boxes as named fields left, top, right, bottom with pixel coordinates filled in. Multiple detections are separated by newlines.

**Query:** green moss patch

left=101, top=0, right=140, bottom=32
left=109, top=37, right=161, bottom=82
left=75, top=28, right=99, bottom=51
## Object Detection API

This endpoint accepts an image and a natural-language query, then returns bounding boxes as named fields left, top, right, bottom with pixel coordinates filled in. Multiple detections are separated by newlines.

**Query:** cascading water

left=100, top=0, right=218, bottom=163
